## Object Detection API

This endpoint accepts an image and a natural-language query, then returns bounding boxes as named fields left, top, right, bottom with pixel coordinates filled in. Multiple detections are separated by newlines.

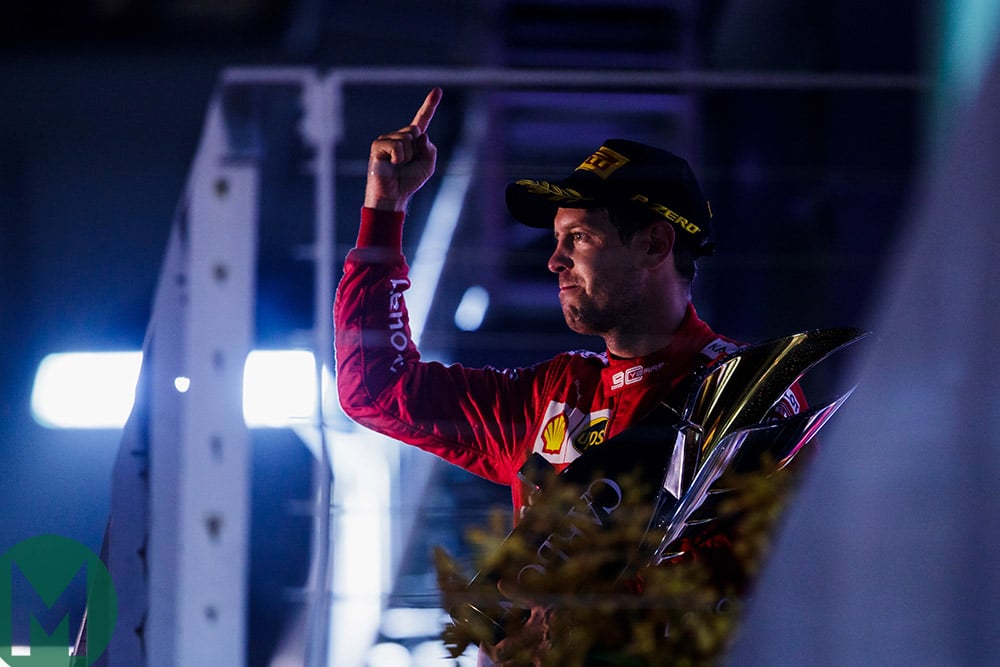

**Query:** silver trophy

left=645, top=327, right=867, bottom=566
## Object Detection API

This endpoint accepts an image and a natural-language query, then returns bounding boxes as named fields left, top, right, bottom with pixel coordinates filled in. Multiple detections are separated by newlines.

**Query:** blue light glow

left=454, top=285, right=490, bottom=332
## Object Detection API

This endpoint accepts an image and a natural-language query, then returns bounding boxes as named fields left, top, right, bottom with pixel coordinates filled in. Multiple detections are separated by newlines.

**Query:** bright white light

left=242, top=350, right=317, bottom=428
left=381, top=608, right=449, bottom=640
left=31, top=349, right=320, bottom=429
left=366, top=642, right=411, bottom=667
left=31, top=351, right=142, bottom=429
left=411, top=639, right=457, bottom=665
left=454, top=285, right=490, bottom=332
left=327, top=430, right=392, bottom=667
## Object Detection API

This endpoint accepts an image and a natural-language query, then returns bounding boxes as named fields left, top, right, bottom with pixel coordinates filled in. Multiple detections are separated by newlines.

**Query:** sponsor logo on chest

left=533, top=401, right=612, bottom=465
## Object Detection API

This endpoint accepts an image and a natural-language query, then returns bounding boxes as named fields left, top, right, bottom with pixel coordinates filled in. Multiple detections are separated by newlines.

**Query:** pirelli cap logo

left=576, top=145, right=630, bottom=180
left=630, top=194, right=702, bottom=236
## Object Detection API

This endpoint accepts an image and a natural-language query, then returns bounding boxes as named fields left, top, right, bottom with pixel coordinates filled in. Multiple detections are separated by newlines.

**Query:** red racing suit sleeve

left=334, top=208, right=540, bottom=487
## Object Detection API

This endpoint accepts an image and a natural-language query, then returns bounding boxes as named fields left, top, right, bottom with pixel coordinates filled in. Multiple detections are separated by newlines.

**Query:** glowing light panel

left=242, top=349, right=318, bottom=428
left=31, top=351, right=143, bottom=429
left=31, top=350, right=320, bottom=429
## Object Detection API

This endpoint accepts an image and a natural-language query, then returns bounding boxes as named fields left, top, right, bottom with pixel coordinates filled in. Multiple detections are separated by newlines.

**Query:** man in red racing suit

left=334, top=88, right=804, bottom=665
left=335, top=210, right=758, bottom=515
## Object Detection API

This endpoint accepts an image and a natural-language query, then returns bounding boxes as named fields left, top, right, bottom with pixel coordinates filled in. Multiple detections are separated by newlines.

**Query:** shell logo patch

left=577, top=145, right=629, bottom=180
left=541, top=413, right=568, bottom=454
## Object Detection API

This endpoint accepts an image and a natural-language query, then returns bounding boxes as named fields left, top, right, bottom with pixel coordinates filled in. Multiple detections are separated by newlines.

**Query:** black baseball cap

left=505, top=139, right=714, bottom=256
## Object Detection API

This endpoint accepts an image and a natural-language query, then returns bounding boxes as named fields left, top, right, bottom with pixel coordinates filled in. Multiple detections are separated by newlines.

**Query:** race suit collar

left=601, top=302, right=714, bottom=393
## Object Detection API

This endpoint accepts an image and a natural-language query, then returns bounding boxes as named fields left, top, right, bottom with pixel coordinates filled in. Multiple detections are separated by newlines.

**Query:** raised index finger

left=410, top=87, right=442, bottom=134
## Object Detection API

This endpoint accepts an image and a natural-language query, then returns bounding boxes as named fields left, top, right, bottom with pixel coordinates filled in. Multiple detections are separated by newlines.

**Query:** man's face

left=548, top=207, right=647, bottom=337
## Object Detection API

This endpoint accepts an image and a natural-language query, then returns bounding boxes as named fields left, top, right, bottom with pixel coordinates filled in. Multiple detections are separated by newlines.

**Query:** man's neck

left=604, top=299, right=690, bottom=359
left=605, top=332, right=674, bottom=360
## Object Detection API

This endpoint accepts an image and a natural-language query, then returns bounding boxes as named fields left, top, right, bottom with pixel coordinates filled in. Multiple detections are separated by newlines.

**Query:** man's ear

left=642, top=220, right=675, bottom=268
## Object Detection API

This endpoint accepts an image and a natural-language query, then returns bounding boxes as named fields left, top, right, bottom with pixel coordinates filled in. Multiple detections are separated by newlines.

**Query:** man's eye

left=554, top=231, right=587, bottom=247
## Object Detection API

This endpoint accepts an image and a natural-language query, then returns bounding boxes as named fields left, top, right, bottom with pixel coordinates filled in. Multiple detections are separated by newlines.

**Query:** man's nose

left=547, top=246, right=572, bottom=273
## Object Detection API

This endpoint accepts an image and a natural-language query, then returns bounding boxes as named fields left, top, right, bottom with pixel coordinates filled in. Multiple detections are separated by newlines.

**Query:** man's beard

left=560, top=292, right=625, bottom=336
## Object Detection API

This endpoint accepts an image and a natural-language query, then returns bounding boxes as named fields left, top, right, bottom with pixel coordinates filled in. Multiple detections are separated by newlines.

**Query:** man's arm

left=334, top=90, right=541, bottom=488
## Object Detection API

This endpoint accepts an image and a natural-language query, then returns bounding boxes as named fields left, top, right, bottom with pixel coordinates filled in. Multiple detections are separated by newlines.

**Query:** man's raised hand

left=365, top=87, right=443, bottom=211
